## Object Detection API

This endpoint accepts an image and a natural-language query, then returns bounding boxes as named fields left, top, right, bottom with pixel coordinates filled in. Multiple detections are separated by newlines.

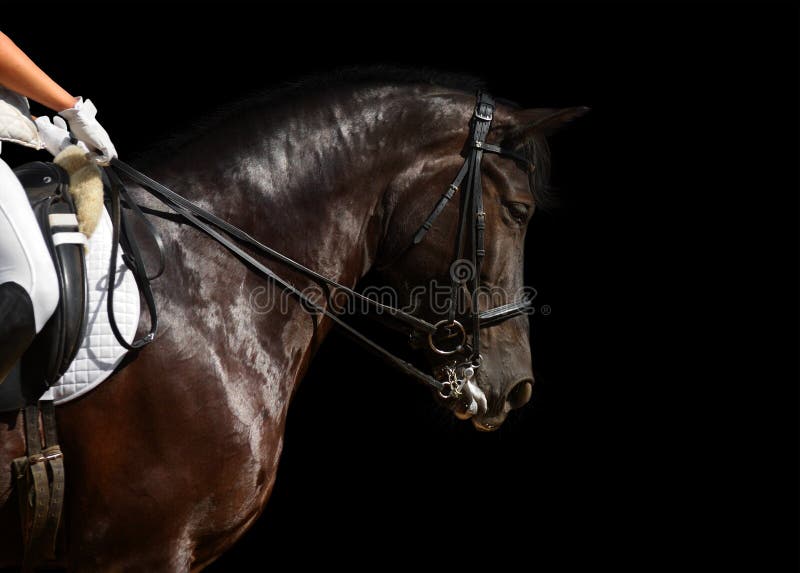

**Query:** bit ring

left=428, top=320, right=467, bottom=356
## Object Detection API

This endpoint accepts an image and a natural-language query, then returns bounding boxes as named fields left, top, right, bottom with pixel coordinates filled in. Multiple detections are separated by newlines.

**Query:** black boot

left=0, top=282, right=36, bottom=383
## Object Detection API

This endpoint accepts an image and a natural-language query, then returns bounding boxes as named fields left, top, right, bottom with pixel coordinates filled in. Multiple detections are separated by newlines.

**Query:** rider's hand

left=58, top=97, right=117, bottom=165
left=34, top=115, right=88, bottom=157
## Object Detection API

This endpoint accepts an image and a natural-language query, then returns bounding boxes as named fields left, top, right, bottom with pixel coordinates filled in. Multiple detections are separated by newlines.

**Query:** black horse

left=0, top=71, right=585, bottom=570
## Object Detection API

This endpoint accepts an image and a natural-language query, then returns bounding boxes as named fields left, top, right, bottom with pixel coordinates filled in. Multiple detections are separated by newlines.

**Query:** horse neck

left=134, top=85, right=469, bottom=428
left=154, top=85, right=465, bottom=290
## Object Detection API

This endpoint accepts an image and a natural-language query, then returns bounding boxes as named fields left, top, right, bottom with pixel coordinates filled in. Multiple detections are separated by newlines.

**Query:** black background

left=4, top=3, right=799, bottom=571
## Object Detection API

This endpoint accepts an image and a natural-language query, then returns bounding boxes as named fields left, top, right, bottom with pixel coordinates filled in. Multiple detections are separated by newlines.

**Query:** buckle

left=474, top=104, right=493, bottom=121
left=29, top=447, right=63, bottom=465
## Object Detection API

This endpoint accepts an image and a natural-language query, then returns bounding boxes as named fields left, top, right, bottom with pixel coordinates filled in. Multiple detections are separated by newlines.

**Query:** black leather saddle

left=0, top=162, right=88, bottom=412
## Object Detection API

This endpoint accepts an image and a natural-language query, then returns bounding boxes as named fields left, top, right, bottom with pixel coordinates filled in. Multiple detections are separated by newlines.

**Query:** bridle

left=106, top=91, right=533, bottom=404
left=413, top=92, right=534, bottom=360
left=409, top=91, right=533, bottom=388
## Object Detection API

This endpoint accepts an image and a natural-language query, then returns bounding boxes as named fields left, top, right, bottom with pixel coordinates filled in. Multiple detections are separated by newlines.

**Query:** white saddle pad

left=43, top=207, right=141, bottom=405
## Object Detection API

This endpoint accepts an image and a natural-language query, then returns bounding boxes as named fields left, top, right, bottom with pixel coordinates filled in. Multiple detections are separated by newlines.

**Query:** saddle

left=1, top=158, right=159, bottom=569
left=0, top=161, right=88, bottom=413
left=0, top=160, right=90, bottom=570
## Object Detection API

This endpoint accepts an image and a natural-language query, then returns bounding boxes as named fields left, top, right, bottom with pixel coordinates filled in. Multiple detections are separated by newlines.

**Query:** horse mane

left=137, top=66, right=552, bottom=206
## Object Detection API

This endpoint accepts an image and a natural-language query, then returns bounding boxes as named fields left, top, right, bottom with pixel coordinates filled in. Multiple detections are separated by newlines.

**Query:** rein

left=105, top=91, right=533, bottom=400
left=109, top=158, right=448, bottom=393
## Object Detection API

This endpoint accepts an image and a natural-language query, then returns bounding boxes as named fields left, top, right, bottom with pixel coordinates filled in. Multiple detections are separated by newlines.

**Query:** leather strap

left=105, top=168, right=159, bottom=349
left=473, top=140, right=531, bottom=166
left=468, top=92, right=495, bottom=361
left=119, top=188, right=166, bottom=281
left=109, top=160, right=448, bottom=393
left=449, top=153, right=475, bottom=325
left=22, top=405, right=49, bottom=567
left=110, top=160, right=438, bottom=336
left=412, top=96, right=532, bottom=246
left=477, top=296, right=534, bottom=327
left=39, top=400, right=65, bottom=559
left=413, top=161, right=470, bottom=245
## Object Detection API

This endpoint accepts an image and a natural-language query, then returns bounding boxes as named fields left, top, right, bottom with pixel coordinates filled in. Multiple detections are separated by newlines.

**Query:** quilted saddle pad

left=42, top=206, right=141, bottom=405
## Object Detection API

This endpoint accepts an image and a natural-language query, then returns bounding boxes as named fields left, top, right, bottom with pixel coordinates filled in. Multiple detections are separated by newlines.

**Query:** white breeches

left=0, top=157, right=58, bottom=332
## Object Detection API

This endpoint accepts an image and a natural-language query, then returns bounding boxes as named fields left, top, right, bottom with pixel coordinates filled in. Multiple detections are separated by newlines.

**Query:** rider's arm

left=0, top=31, right=117, bottom=163
left=0, top=32, right=77, bottom=112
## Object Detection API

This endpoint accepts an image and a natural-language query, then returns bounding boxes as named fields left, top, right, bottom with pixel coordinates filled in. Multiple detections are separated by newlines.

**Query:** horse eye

left=505, top=202, right=530, bottom=223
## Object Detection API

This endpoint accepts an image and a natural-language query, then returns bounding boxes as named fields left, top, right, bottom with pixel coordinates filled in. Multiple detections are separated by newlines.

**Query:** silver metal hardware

left=428, top=320, right=466, bottom=355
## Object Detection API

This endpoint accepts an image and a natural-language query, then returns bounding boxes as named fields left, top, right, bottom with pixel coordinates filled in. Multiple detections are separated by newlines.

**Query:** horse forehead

left=482, top=155, right=531, bottom=197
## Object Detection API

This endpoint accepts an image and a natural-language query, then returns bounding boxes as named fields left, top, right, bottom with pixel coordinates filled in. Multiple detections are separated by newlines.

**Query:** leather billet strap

left=12, top=400, right=65, bottom=569
left=39, top=400, right=65, bottom=559
left=15, top=405, right=49, bottom=569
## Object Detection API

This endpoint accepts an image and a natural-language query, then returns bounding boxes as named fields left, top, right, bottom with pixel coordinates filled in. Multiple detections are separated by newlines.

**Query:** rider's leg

left=0, top=157, right=59, bottom=382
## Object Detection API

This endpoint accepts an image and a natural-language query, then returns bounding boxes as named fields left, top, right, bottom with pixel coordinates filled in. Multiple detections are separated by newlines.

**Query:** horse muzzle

left=433, top=361, right=488, bottom=420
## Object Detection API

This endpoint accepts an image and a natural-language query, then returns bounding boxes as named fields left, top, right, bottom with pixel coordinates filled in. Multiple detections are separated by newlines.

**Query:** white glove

left=34, top=116, right=88, bottom=157
left=58, top=97, right=117, bottom=165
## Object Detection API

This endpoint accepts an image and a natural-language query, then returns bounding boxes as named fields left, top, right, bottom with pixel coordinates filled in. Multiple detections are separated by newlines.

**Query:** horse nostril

left=507, top=379, right=533, bottom=410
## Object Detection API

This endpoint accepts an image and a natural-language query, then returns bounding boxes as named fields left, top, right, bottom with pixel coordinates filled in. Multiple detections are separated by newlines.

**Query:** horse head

left=375, top=95, right=587, bottom=430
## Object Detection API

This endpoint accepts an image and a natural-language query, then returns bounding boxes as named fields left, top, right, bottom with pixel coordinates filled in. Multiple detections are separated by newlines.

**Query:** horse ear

left=501, top=106, right=590, bottom=146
